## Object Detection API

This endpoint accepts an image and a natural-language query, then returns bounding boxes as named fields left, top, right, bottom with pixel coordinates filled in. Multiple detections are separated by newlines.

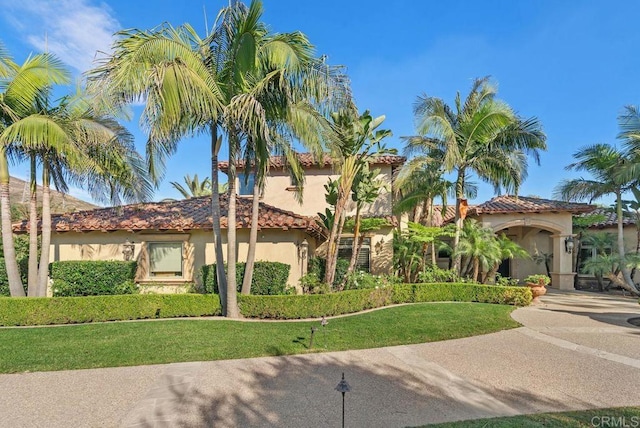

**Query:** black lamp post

left=335, top=372, right=351, bottom=428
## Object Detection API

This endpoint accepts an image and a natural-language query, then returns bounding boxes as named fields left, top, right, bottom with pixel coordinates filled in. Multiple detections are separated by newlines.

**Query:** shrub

left=417, top=265, right=461, bottom=283
left=495, top=274, right=520, bottom=286
left=239, top=287, right=395, bottom=319
left=239, top=282, right=531, bottom=319
left=299, top=273, right=331, bottom=294
left=308, top=257, right=349, bottom=287
left=50, top=261, right=137, bottom=297
left=524, top=274, right=551, bottom=286
left=200, top=262, right=290, bottom=295
left=0, top=294, right=222, bottom=326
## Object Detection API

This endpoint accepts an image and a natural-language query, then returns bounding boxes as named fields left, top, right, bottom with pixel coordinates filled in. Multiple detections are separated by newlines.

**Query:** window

left=149, top=242, right=183, bottom=277
left=338, top=237, right=371, bottom=272
left=578, top=245, right=612, bottom=274
left=239, top=173, right=255, bottom=195
left=289, top=172, right=303, bottom=188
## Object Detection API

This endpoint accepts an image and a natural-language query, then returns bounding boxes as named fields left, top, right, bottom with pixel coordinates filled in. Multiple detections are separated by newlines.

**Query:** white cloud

left=0, top=0, right=120, bottom=72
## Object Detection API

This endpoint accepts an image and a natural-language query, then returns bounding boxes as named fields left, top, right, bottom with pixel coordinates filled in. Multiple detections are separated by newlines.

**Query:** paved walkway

left=1, top=291, right=639, bottom=428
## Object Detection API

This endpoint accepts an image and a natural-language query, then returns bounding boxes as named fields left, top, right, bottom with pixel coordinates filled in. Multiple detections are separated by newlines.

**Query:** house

left=13, top=153, right=405, bottom=294
left=432, top=195, right=595, bottom=290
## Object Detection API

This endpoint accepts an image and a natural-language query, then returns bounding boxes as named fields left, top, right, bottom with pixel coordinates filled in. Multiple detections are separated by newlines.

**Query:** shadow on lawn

left=124, top=352, right=587, bottom=428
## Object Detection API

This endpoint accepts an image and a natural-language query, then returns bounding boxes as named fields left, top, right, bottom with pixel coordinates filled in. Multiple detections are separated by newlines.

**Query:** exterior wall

left=237, top=164, right=394, bottom=217
left=479, top=212, right=575, bottom=289
left=49, top=228, right=319, bottom=293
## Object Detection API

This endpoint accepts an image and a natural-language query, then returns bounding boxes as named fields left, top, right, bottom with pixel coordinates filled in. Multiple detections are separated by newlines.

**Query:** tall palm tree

left=170, top=174, right=212, bottom=199
left=405, top=77, right=547, bottom=273
left=555, top=143, right=640, bottom=295
left=2, top=90, right=151, bottom=296
left=0, top=49, right=70, bottom=296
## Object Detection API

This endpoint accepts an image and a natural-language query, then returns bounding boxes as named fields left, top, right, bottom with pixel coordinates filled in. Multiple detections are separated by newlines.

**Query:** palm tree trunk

left=225, top=130, right=240, bottom=318
left=241, top=168, right=260, bottom=295
left=616, top=192, right=637, bottom=291
left=472, top=258, right=479, bottom=282
left=324, top=196, right=346, bottom=286
left=210, top=126, right=227, bottom=311
left=485, top=263, right=499, bottom=284
left=452, top=171, right=465, bottom=274
left=37, top=163, right=51, bottom=297
left=0, top=149, right=24, bottom=297
left=27, top=155, right=39, bottom=296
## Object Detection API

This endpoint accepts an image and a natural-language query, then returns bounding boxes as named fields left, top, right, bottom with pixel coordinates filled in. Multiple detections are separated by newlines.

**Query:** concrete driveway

left=0, top=291, right=639, bottom=428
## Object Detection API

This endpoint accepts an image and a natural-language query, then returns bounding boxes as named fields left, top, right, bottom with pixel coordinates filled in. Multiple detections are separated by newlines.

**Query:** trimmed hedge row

left=50, top=261, right=137, bottom=297
left=239, top=283, right=532, bottom=319
left=0, top=294, right=221, bottom=326
left=0, top=283, right=531, bottom=326
left=200, top=262, right=290, bottom=295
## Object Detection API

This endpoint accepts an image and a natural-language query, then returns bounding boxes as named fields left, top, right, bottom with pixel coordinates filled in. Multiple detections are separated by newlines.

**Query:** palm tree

left=555, top=143, right=640, bottom=296
left=2, top=90, right=151, bottom=296
left=483, top=233, right=529, bottom=283
left=0, top=49, right=70, bottom=296
left=405, top=77, right=547, bottom=273
left=170, top=174, right=212, bottom=199
left=455, top=219, right=500, bottom=282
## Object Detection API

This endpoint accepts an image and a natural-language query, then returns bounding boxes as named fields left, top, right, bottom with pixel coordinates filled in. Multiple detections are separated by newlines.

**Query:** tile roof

left=579, top=208, right=637, bottom=229
left=218, top=153, right=406, bottom=172
left=429, top=206, right=459, bottom=226
left=13, top=195, right=326, bottom=239
left=472, top=195, right=595, bottom=215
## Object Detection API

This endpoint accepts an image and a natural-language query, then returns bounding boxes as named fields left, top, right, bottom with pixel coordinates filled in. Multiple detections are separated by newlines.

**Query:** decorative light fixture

left=122, top=240, right=135, bottom=261
left=298, top=238, right=309, bottom=260
left=375, top=237, right=385, bottom=255
left=335, top=372, right=351, bottom=428
left=564, top=236, right=575, bottom=254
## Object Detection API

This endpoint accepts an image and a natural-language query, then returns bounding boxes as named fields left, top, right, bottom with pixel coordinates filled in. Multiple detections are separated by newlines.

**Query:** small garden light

left=335, top=372, right=351, bottom=428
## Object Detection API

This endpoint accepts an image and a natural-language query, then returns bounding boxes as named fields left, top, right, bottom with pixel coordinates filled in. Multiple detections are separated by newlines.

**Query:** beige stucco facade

left=237, top=164, right=393, bottom=218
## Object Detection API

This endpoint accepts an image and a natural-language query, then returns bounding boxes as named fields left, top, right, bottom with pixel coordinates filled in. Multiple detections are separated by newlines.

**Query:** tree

left=0, top=48, right=69, bottom=296
left=406, top=221, right=455, bottom=276
left=324, top=110, right=393, bottom=286
left=483, top=233, right=529, bottom=283
left=170, top=174, right=212, bottom=199
left=555, top=143, right=640, bottom=296
left=455, top=219, right=501, bottom=282
left=405, top=77, right=546, bottom=273
left=2, top=90, right=151, bottom=297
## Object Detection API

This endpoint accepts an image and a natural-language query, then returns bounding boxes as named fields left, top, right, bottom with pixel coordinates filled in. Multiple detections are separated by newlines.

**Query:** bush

left=299, top=273, right=331, bottom=294
left=308, top=257, right=349, bottom=287
left=239, top=282, right=531, bottom=319
left=0, top=294, right=222, bottom=326
left=50, top=261, right=137, bottom=297
left=200, top=262, right=290, bottom=295
left=343, top=272, right=400, bottom=290
left=417, top=265, right=461, bottom=283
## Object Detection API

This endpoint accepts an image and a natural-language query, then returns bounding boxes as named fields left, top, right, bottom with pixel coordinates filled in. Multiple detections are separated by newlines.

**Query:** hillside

left=9, top=176, right=97, bottom=220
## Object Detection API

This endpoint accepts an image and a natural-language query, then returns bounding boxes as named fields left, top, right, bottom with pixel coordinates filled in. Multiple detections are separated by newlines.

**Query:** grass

left=418, top=407, right=640, bottom=427
left=0, top=302, right=518, bottom=373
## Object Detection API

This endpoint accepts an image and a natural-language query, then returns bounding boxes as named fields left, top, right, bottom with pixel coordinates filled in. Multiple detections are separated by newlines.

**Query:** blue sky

left=1, top=0, right=639, bottom=205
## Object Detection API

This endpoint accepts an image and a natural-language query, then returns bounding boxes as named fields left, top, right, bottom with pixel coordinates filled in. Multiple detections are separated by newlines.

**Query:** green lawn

left=419, top=407, right=640, bottom=427
left=0, top=302, right=518, bottom=373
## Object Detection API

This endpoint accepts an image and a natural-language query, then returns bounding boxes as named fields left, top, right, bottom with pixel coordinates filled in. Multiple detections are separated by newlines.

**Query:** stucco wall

left=49, top=229, right=320, bottom=291
left=236, top=164, right=393, bottom=217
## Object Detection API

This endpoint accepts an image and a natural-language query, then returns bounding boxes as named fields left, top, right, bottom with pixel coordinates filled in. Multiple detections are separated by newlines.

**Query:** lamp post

left=335, top=372, right=351, bottom=428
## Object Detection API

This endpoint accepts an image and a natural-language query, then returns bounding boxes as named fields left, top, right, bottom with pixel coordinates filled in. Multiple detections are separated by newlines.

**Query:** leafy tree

left=324, top=110, right=393, bottom=286
left=405, top=77, right=546, bottom=273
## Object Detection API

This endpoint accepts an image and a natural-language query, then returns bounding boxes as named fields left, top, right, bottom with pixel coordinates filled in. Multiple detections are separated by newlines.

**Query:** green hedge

left=200, top=262, right=290, bottom=295
left=0, top=294, right=221, bottom=326
left=239, top=283, right=531, bottom=319
left=50, top=261, right=137, bottom=297
left=0, top=283, right=531, bottom=326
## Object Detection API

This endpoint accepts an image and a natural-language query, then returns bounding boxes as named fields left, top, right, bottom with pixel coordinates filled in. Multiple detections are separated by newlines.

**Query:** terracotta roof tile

left=13, top=195, right=326, bottom=239
left=431, top=206, right=460, bottom=226
left=218, top=153, right=406, bottom=172
left=580, top=208, right=636, bottom=229
left=473, top=195, right=595, bottom=215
